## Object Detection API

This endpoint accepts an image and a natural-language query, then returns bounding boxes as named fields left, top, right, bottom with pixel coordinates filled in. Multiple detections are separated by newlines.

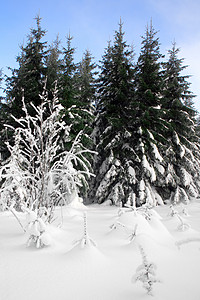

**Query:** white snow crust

left=1, top=201, right=200, bottom=300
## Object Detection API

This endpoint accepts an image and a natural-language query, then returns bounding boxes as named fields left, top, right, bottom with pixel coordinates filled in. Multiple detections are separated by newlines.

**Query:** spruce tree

left=162, top=42, right=200, bottom=203
left=59, top=34, right=78, bottom=145
left=130, top=21, right=167, bottom=206
left=46, top=35, right=62, bottom=99
left=89, top=21, right=135, bottom=205
left=59, top=36, right=96, bottom=198
left=6, top=15, right=48, bottom=117
left=4, top=15, right=48, bottom=159
left=75, top=49, right=97, bottom=111
left=74, top=49, right=97, bottom=145
left=59, top=33, right=76, bottom=111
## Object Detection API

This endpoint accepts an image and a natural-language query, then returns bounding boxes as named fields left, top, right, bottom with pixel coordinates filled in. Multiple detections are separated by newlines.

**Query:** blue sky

left=1, top=0, right=200, bottom=111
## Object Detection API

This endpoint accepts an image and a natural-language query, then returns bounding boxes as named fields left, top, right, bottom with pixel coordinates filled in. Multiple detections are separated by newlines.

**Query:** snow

left=1, top=201, right=200, bottom=300
left=142, top=155, right=156, bottom=182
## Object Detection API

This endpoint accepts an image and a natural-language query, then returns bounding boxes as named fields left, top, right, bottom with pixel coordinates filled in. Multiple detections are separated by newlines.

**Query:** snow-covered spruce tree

left=59, top=36, right=95, bottom=200
left=6, top=15, right=48, bottom=119
left=75, top=49, right=97, bottom=112
left=162, top=42, right=200, bottom=203
left=4, top=16, right=48, bottom=162
left=88, top=20, right=136, bottom=206
left=0, top=84, right=94, bottom=216
left=129, top=21, right=167, bottom=206
left=59, top=33, right=77, bottom=115
left=73, top=49, right=97, bottom=152
left=73, top=49, right=97, bottom=198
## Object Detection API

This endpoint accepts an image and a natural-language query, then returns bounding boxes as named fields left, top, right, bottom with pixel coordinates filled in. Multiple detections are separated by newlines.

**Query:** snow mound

left=67, top=190, right=87, bottom=210
left=113, top=210, right=175, bottom=247
left=66, top=242, right=105, bottom=266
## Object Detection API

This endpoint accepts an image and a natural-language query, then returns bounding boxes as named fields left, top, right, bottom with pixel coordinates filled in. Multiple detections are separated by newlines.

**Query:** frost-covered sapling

left=168, top=204, right=178, bottom=217
left=0, top=84, right=95, bottom=220
left=109, top=217, right=139, bottom=243
left=73, top=212, right=96, bottom=249
left=26, top=210, right=52, bottom=248
left=139, top=204, right=154, bottom=221
left=132, top=245, right=161, bottom=296
left=168, top=205, right=190, bottom=231
left=128, top=224, right=138, bottom=243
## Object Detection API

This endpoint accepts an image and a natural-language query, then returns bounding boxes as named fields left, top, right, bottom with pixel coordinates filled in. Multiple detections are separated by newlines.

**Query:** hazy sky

left=1, top=0, right=200, bottom=111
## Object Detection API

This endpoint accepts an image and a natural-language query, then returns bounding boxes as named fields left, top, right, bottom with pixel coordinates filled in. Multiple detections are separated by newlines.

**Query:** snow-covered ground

left=1, top=200, right=200, bottom=300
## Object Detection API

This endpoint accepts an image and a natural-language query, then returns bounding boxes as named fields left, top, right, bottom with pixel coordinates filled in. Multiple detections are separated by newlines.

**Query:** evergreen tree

left=75, top=49, right=97, bottom=111
left=6, top=15, right=48, bottom=117
left=162, top=42, right=200, bottom=203
left=58, top=33, right=80, bottom=145
left=130, top=21, right=167, bottom=206
left=46, top=35, right=62, bottom=99
left=74, top=49, right=97, bottom=145
left=59, top=33, right=77, bottom=110
left=89, top=20, right=135, bottom=205
left=3, top=16, right=48, bottom=159
left=59, top=36, right=96, bottom=198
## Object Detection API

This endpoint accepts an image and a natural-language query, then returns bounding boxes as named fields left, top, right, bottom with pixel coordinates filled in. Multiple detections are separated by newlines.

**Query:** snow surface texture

left=1, top=201, right=200, bottom=300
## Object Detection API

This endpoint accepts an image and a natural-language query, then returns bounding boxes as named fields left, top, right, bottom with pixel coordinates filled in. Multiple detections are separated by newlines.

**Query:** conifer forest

left=1, top=16, right=199, bottom=209
left=1, top=16, right=200, bottom=300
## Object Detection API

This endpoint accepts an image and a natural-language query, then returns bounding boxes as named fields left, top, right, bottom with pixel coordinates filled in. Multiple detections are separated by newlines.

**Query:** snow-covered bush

left=168, top=205, right=190, bottom=231
left=26, top=210, right=52, bottom=248
left=132, top=245, right=161, bottom=296
left=0, top=84, right=94, bottom=218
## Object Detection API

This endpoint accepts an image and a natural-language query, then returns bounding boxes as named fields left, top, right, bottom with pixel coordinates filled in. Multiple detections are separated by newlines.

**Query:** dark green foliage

left=46, top=35, right=62, bottom=99
left=59, top=35, right=96, bottom=146
left=3, top=16, right=48, bottom=160
left=89, top=20, right=136, bottom=205
left=59, top=33, right=76, bottom=110
left=6, top=15, right=48, bottom=117
left=128, top=21, right=167, bottom=205
left=75, top=49, right=97, bottom=110
left=161, top=42, right=200, bottom=203
left=1, top=16, right=200, bottom=206
left=74, top=49, right=97, bottom=146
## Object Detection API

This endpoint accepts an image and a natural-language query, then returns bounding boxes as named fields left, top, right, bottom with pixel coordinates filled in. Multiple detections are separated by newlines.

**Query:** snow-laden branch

left=0, top=84, right=95, bottom=219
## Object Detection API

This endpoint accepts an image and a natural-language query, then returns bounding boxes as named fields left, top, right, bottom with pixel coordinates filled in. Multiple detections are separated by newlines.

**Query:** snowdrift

left=1, top=201, right=200, bottom=300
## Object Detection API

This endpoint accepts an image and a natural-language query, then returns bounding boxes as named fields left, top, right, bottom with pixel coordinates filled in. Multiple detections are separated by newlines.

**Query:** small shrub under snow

left=26, top=211, right=52, bottom=249
left=73, top=212, right=96, bottom=249
left=132, top=245, right=161, bottom=296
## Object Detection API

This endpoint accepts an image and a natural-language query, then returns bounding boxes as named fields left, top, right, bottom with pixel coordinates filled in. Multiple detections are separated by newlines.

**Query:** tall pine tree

left=130, top=21, right=167, bottom=206
left=74, top=49, right=97, bottom=145
left=3, top=16, right=48, bottom=160
left=6, top=15, right=48, bottom=117
left=89, top=20, right=135, bottom=205
left=59, top=33, right=76, bottom=110
left=46, top=35, right=62, bottom=99
left=162, top=42, right=200, bottom=203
